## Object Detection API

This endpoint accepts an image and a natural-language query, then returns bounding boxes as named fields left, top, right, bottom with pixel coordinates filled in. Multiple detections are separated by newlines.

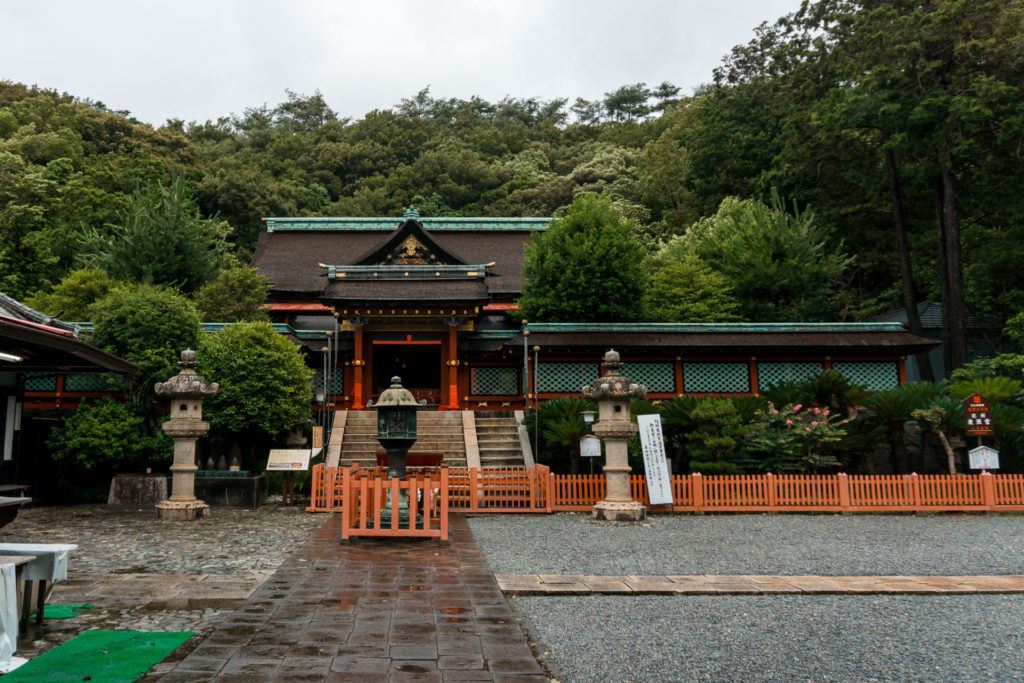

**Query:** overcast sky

left=2, top=0, right=800, bottom=126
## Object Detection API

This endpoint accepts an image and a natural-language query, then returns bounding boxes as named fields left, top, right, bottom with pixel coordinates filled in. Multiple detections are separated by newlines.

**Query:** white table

left=0, top=544, right=77, bottom=626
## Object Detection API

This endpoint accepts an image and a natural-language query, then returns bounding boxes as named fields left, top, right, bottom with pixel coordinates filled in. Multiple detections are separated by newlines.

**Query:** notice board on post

left=266, top=449, right=317, bottom=472
left=637, top=413, right=673, bottom=506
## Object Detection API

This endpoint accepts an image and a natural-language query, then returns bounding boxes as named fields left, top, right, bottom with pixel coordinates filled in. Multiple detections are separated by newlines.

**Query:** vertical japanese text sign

left=962, top=394, right=994, bottom=437
left=637, top=413, right=673, bottom=505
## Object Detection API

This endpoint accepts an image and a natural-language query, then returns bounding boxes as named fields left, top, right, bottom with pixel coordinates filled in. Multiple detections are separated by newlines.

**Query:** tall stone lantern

left=582, top=349, right=647, bottom=522
left=154, top=349, right=219, bottom=521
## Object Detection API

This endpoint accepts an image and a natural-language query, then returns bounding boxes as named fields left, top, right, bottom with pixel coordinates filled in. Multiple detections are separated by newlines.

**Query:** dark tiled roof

left=323, top=279, right=489, bottom=303
left=251, top=229, right=534, bottom=296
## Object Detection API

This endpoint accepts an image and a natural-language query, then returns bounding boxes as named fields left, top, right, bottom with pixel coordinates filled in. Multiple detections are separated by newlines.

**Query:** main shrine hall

left=250, top=209, right=935, bottom=413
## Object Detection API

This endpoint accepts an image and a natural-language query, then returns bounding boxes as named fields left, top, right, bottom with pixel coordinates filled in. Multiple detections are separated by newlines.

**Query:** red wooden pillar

left=445, top=323, right=460, bottom=410
left=352, top=324, right=366, bottom=409
left=674, top=356, right=684, bottom=396
left=898, top=356, right=908, bottom=384
left=749, top=356, right=760, bottom=396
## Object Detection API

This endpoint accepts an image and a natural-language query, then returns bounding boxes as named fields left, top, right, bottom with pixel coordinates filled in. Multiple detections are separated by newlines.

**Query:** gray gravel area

left=0, top=504, right=324, bottom=574
left=515, top=594, right=1024, bottom=683
left=469, top=513, right=1024, bottom=576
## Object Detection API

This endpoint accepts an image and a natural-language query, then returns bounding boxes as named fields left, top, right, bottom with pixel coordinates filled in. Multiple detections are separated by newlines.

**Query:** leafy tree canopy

left=193, top=263, right=269, bottom=322
left=197, top=321, right=312, bottom=443
left=518, top=193, right=645, bottom=322
left=25, top=266, right=122, bottom=321
left=643, top=253, right=742, bottom=322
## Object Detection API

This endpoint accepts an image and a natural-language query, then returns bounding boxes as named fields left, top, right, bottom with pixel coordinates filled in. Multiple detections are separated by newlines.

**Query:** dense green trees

left=518, top=194, right=646, bottom=322
left=193, top=263, right=269, bottom=322
left=0, top=0, right=1023, bottom=374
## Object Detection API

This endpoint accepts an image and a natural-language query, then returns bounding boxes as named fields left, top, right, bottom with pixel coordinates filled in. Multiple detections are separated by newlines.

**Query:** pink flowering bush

left=747, top=401, right=847, bottom=472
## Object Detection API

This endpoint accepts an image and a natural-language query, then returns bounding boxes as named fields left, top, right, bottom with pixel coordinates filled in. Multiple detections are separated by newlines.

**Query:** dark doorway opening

left=372, top=345, right=442, bottom=405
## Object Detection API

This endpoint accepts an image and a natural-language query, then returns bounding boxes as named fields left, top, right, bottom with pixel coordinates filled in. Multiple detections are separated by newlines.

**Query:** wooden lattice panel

left=683, top=362, right=750, bottom=393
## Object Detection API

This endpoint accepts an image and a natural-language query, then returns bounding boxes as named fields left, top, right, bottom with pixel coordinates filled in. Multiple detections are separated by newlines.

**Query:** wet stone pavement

left=158, top=515, right=549, bottom=683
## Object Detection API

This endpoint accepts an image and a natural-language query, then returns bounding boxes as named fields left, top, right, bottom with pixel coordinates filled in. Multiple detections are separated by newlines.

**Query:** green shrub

left=48, top=398, right=171, bottom=471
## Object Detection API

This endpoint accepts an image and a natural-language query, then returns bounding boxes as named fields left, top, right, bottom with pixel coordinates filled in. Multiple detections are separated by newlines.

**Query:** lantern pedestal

left=156, top=499, right=210, bottom=521
left=592, top=500, right=646, bottom=522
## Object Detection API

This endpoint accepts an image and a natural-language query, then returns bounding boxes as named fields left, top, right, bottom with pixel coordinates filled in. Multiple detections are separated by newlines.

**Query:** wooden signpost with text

left=962, top=394, right=994, bottom=438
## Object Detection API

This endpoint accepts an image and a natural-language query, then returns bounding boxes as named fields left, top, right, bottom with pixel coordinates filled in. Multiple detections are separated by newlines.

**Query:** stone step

left=475, top=418, right=518, bottom=425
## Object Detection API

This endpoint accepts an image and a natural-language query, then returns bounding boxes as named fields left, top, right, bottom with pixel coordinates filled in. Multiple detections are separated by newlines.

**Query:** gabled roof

left=352, top=219, right=469, bottom=266
left=264, top=216, right=551, bottom=232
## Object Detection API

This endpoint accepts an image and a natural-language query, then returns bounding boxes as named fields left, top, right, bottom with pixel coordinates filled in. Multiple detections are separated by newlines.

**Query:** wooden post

left=898, top=356, right=908, bottom=384
left=749, top=357, right=759, bottom=396
left=352, top=324, right=365, bottom=410
left=837, top=473, right=851, bottom=512
left=469, top=467, right=479, bottom=512
left=765, top=472, right=777, bottom=512
left=445, top=324, right=460, bottom=410
left=981, top=471, right=997, bottom=511
left=440, top=467, right=450, bottom=541
left=340, top=467, right=352, bottom=541
left=674, top=356, right=684, bottom=396
left=909, top=472, right=922, bottom=512
left=691, top=473, right=704, bottom=514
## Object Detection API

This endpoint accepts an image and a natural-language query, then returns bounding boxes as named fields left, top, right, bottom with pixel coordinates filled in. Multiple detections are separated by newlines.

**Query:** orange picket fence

left=338, top=466, right=449, bottom=541
left=307, top=464, right=1024, bottom=517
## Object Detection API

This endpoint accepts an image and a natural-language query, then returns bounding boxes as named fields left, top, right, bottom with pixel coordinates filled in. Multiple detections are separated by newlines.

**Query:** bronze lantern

left=368, top=376, right=424, bottom=479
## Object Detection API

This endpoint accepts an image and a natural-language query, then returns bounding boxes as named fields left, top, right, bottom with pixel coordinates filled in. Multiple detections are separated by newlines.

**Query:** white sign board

left=968, top=445, right=1000, bottom=471
left=637, top=413, right=673, bottom=506
left=266, top=448, right=317, bottom=471
left=579, top=435, right=602, bottom=458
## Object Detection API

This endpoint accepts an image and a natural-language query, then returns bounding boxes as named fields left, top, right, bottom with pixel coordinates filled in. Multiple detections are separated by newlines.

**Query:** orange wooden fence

left=307, top=464, right=1024, bottom=516
left=339, top=466, right=449, bottom=541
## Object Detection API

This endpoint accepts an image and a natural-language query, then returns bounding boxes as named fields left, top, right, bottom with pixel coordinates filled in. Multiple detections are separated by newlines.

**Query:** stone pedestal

left=155, top=499, right=210, bottom=520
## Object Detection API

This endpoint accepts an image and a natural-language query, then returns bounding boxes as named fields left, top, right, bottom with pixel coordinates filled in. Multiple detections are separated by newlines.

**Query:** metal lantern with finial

left=368, top=376, right=424, bottom=478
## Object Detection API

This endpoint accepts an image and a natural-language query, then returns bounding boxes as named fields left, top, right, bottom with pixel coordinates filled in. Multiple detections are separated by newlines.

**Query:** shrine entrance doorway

left=371, top=337, right=442, bottom=406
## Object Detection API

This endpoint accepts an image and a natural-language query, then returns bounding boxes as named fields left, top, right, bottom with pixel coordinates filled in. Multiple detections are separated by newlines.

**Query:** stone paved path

left=496, top=573, right=1024, bottom=595
left=158, top=515, right=548, bottom=682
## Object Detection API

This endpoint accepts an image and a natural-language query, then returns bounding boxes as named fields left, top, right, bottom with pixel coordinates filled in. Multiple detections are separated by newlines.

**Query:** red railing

left=339, top=466, right=449, bottom=541
left=308, top=465, right=1024, bottom=516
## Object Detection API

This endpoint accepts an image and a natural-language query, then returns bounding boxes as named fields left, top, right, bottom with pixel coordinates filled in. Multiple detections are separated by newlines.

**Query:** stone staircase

left=332, top=410, right=530, bottom=468
left=337, top=410, right=467, bottom=468
left=475, top=413, right=527, bottom=467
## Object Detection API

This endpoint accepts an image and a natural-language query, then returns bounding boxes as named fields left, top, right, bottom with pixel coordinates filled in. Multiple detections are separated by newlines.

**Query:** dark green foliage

left=643, top=253, right=742, bottom=322
left=81, top=177, right=230, bottom=293
left=524, top=397, right=596, bottom=473
left=193, top=263, right=270, bottom=322
left=197, top=322, right=312, bottom=449
left=24, top=267, right=121, bottom=321
left=90, top=284, right=201, bottom=400
left=48, top=397, right=171, bottom=470
left=518, top=194, right=645, bottom=322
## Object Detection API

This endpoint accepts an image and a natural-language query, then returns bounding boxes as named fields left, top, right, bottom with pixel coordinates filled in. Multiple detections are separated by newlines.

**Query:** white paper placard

left=968, top=445, right=999, bottom=470
left=638, top=413, right=673, bottom=505
left=579, top=435, right=602, bottom=458
left=266, top=448, right=316, bottom=471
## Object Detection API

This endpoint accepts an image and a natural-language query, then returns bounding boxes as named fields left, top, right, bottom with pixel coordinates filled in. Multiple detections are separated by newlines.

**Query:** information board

left=637, top=413, right=673, bottom=506
left=579, top=434, right=602, bottom=458
left=266, top=449, right=316, bottom=471
left=962, top=394, right=994, bottom=437
left=968, top=445, right=1000, bottom=471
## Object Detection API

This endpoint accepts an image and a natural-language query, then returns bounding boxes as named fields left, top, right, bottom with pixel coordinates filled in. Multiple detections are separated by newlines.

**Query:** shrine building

left=251, top=209, right=936, bottom=414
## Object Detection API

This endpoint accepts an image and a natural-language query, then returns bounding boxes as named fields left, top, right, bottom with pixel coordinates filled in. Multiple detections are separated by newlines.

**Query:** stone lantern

left=582, top=349, right=647, bottom=522
left=368, top=376, right=424, bottom=479
left=154, top=349, right=219, bottom=521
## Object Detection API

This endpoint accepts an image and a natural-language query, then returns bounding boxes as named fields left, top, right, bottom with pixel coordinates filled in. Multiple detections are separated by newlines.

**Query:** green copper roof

left=264, top=216, right=551, bottom=232
left=524, top=322, right=909, bottom=333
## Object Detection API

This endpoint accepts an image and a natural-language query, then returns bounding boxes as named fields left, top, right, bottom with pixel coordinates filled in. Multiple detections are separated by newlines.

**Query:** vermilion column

left=445, top=322, right=460, bottom=410
left=352, top=324, right=366, bottom=409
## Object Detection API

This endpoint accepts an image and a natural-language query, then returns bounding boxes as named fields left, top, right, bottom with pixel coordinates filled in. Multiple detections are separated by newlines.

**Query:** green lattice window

left=758, top=362, right=823, bottom=392
left=683, top=362, right=750, bottom=393
left=313, top=368, right=344, bottom=395
left=471, top=367, right=520, bottom=395
left=537, top=362, right=598, bottom=393
left=65, top=373, right=116, bottom=392
left=22, top=373, right=56, bottom=391
left=833, top=361, right=899, bottom=390
left=623, top=362, right=676, bottom=393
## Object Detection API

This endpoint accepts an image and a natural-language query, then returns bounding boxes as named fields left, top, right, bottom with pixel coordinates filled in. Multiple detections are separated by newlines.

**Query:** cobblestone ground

left=0, top=503, right=325, bottom=574
left=2, top=504, right=326, bottom=667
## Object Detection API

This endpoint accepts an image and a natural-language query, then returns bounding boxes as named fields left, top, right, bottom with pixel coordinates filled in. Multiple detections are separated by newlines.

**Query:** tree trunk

left=935, top=429, right=957, bottom=475
left=889, top=423, right=909, bottom=474
left=941, top=150, right=968, bottom=371
left=884, top=146, right=934, bottom=381
left=934, top=183, right=951, bottom=376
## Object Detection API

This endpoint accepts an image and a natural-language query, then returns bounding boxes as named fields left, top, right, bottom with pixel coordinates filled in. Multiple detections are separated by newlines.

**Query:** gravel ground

left=469, top=513, right=1024, bottom=576
left=0, top=504, right=324, bottom=574
left=515, top=594, right=1024, bottom=683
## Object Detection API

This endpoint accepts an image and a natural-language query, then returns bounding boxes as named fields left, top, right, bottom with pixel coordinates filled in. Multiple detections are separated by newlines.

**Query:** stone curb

left=496, top=574, right=1024, bottom=596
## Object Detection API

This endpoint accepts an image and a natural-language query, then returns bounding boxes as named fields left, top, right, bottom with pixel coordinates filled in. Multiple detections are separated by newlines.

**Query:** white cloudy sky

left=2, top=0, right=799, bottom=125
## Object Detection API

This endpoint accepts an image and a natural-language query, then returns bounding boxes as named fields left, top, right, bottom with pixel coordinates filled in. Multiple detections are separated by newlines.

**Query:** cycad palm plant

left=864, top=382, right=944, bottom=473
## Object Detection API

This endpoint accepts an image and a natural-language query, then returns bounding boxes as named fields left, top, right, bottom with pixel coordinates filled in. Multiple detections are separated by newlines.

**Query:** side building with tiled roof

left=251, top=210, right=937, bottom=414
